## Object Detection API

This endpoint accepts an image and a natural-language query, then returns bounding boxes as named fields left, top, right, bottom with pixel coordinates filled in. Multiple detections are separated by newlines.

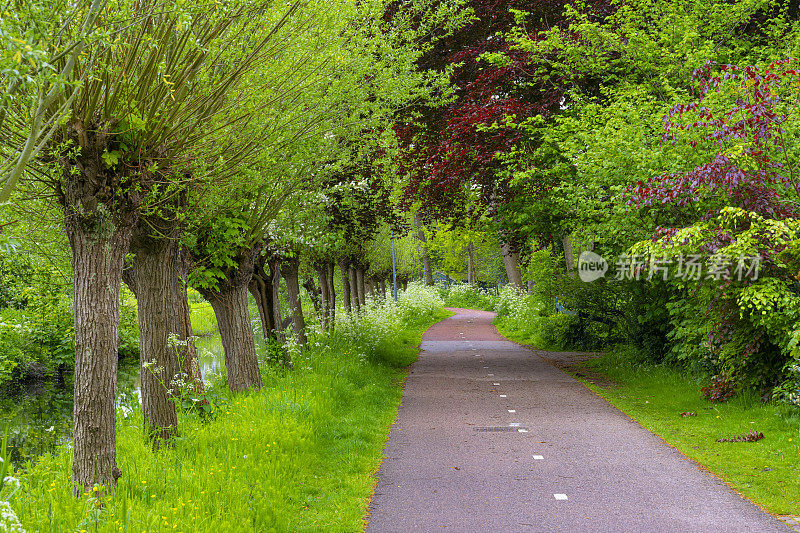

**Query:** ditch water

left=0, top=334, right=227, bottom=467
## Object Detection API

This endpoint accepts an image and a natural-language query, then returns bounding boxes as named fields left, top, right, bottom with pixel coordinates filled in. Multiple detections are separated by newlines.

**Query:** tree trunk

left=302, top=277, right=322, bottom=321
left=467, top=242, right=477, bottom=285
left=174, top=251, right=204, bottom=393
left=123, top=237, right=180, bottom=447
left=316, top=263, right=330, bottom=329
left=339, top=259, right=351, bottom=314
left=349, top=266, right=360, bottom=313
left=490, top=183, right=524, bottom=290
left=269, top=257, right=285, bottom=342
left=415, top=215, right=434, bottom=286
left=356, top=267, right=366, bottom=307
left=281, top=257, right=307, bottom=347
left=250, top=254, right=277, bottom=343
left=563, top=234, right=576, bottom=278
left=326, top=262, right=335, bottom=326
left=68, top=220, right=132, bottom=491
left=500, top=240, right=523, bottom=288
left=58, top=124, right=144, bottom=491
left=199, top=250, right=262, bottom=392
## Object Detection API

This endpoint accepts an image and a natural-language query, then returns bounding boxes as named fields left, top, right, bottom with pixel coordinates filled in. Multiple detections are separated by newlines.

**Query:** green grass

left=575, top=349, right=800, bottom=515
left=437, top=283, right=496, bottom=311
left=189, top=301, right=218, bottom=337
left=9, top=308, right=451, bottom=532
left=494, top=313, right=572, bottom=352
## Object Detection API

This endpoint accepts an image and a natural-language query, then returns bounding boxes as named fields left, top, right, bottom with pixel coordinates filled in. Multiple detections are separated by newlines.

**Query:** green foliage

left=629, top=208, right=800, bottom=394
left=495, top=247, right=613, bottom=351
left=0, top=254, right=33, bottom=309
left=493, top=285, right=564, bottom=350
left=0, top=425, right=25, bottom=533
left=0, top=253, right=139, bottom=388
left=332, top=282, right=449, bottom=367
left=483, top=0, right=800, bottom=402
left=425, top=222, right=505, bottom=283
left=187, top=212, right=252, bottom=291
left=363, top=223, right=420, bottom=280
left=441, top=283, right=494, bottom=310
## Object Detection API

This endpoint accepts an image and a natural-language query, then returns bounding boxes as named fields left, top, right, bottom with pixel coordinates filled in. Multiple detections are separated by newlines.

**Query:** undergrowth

left=7, top=284, right=450, bottom=532
left=440, top=283, right=494, bottom=311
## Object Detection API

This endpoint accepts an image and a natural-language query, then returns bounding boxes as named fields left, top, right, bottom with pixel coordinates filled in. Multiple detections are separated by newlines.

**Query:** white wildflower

left=0, top=500, right=25, bottom=532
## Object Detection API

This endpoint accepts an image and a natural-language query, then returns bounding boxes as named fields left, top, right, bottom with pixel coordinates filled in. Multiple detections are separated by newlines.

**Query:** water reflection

left=0, top=357, right=140, bottom=465
left=1, top=332, right=228, bottom=467
left=196, top=335, right=225, bottom=384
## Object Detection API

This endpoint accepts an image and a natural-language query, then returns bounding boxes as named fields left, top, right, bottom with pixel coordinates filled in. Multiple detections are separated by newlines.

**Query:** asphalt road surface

left=366, top=308, right=793, bottom=533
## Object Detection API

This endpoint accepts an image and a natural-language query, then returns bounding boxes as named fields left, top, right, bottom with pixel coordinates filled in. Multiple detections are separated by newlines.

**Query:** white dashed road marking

left=554, top=494, right=568, bottom=501
left=533, top=455, right=544, bottom=460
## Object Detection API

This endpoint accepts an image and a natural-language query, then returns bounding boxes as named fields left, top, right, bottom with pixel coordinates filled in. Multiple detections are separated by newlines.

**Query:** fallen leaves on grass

left=717, top=431, right=765, bottom=443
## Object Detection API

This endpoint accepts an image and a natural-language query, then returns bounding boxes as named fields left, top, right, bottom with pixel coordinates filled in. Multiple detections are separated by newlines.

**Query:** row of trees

left=0, top=0, right=469, bottom=490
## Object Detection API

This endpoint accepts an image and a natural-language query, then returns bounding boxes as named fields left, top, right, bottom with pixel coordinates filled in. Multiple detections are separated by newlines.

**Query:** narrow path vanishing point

left=366, top=308, right=793, bottom=533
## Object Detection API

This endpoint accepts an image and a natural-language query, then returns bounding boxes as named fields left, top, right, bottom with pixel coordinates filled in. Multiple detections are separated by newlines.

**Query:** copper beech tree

left=395, top=0, right=613, bottom=286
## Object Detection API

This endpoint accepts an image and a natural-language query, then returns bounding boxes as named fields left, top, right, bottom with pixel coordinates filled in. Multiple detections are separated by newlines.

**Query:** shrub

left=331, top=282, right=446, bottom=367
left=629, top=208, right=800, bottom=397
left=494, top=280, right=610, bottom=351
left=494, top=284, right=532, bottom=319
left=441, top=283, right=494, bottom=310
left=0, top=260, right=139, bottom=388
left=701, top=374, right=737, bottom=402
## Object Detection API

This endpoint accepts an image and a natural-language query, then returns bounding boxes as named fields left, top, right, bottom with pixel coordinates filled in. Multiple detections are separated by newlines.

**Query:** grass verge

left=188, top=294, right=218, bottom=336
left=493, top=314, right=567, bottom=352
left=574, top=349, right=800, bottom=516
left=9, top=307, right=450, bottom=532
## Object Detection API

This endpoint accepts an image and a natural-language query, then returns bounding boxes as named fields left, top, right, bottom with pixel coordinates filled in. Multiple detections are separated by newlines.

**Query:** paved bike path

left=366, top=308, right=792, bottom=532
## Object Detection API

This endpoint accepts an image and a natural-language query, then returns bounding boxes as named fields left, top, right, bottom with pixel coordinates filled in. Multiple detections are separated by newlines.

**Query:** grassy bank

left=8, top=286, right=450, bottom=532
left=440, top=283, right=494, bottom=311
left=494, top=312, right=573, bottom=352
left=574, top=350, right=799, bottom=515
left=188, top=289, right=218, bottom=337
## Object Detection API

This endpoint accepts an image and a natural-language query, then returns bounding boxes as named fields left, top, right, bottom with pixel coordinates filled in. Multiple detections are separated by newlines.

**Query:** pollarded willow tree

left=0, top=0, right=109, bottom=202
left=4, top=0, right=307, bottom=490
left=320, top=148, right=402, bottom=309
left=186, top=0, right=468, bottom=391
